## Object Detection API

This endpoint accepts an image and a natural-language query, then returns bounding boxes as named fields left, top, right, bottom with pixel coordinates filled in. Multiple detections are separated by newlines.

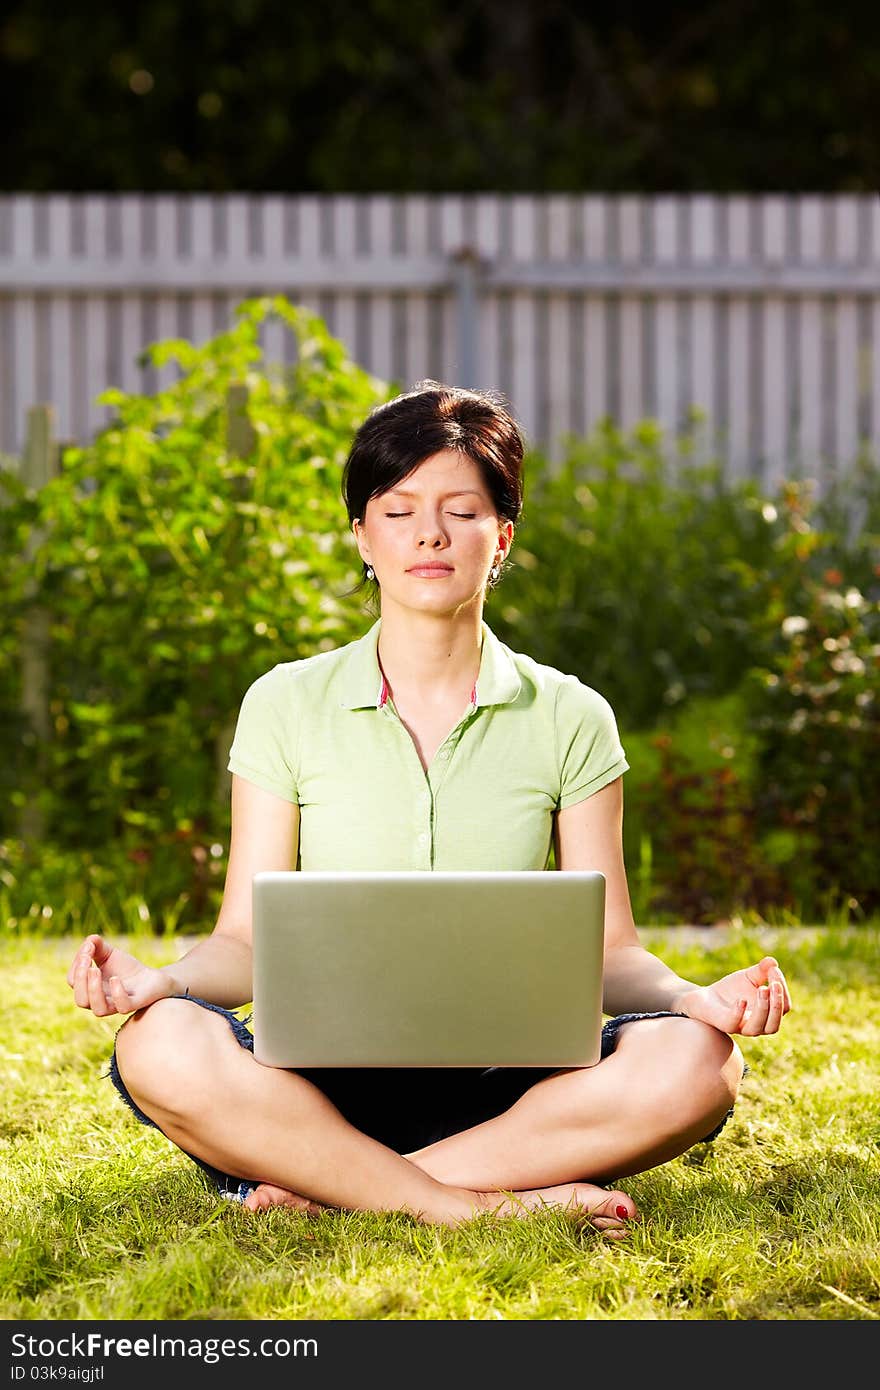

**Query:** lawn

left=1, top=928, right=879, bottom=1321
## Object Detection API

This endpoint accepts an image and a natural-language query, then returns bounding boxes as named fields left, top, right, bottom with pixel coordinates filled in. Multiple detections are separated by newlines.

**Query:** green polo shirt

left=226, top=618, right=629, bottom=872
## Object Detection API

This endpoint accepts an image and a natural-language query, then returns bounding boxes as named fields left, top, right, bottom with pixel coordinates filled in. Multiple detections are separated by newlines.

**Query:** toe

left=602, top=1189, right=639, bottom=1223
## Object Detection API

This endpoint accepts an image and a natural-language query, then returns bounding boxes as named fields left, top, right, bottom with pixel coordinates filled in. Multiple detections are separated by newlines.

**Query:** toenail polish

left=616, top=1204, right=629, bottom=1219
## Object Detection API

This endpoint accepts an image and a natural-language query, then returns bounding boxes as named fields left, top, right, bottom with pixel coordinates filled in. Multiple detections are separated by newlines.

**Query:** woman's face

left=352, top=450, right=513, bottom=617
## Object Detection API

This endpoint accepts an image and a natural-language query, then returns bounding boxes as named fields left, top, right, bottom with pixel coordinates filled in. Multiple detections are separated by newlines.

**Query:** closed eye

left=384, top=512, right=476, bottom=519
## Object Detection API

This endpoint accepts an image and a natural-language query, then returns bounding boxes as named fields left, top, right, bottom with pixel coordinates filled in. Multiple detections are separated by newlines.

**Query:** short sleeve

left=226, top=668, right=299, bottom=803
left=555, top=675, right=629, bottom=809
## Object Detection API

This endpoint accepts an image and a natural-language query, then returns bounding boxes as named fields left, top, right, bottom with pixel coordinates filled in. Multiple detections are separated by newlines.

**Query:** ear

left=496, top=521, right=514, bottom=559
left=352, top=518, right=371, bottom=564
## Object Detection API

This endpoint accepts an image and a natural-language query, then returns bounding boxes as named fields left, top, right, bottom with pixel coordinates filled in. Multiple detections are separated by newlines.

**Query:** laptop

left=251, top=869, right=606, bottom=1068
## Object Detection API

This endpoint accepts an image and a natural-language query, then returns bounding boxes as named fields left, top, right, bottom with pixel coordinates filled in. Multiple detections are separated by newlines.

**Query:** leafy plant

left=491, top=417, right=788, bottom=731
left=0, top=298, right=388, bottom=914
left=744, top=510, right=880, bottom=920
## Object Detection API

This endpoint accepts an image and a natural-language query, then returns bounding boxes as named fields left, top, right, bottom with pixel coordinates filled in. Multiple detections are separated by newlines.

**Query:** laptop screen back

left=252, top=869, right=606, bottom=1068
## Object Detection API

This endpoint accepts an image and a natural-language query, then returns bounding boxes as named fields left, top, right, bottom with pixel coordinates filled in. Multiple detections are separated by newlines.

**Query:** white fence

left=1, top=193, right=879, bottom=489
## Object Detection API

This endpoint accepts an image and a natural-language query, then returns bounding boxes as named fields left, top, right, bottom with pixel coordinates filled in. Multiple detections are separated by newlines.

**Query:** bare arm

left=163, top=774, right=300, bottom=1007
left=68, top=775, right=299, bottom=1016
left=553, top=777, right=791, bottom=1035
left=554, top=777, right=696, bottom=1016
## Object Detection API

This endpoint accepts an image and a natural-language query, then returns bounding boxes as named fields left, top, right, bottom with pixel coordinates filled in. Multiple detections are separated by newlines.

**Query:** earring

left=366, top=565, right=375, bottom=581
left=489, top=563, right=500, bottom=581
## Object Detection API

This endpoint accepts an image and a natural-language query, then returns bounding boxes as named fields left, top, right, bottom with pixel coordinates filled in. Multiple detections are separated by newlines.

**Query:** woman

left=67, top=381, right=791, bottom=1237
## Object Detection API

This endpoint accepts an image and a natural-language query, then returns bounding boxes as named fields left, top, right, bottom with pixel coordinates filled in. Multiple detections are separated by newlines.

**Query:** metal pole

left=450, top=248, right=484, bottom=389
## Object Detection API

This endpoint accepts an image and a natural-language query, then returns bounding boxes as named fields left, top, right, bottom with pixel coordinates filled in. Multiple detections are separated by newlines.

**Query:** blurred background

left=0, top=0, right=877, bottom=934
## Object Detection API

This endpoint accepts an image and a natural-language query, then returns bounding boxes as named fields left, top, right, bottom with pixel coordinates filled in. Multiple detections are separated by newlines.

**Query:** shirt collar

left=338, top=617, right=522, bottom=710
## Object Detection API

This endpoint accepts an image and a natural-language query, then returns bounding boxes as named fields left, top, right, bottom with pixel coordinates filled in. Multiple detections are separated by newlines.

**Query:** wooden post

left=20, top=405, right=59, bottom=845
left=226, top=381, right=257, bottom=461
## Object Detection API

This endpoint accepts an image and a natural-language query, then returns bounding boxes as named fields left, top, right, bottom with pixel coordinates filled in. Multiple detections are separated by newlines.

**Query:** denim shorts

left=108, top=996, right=735, bottom=1203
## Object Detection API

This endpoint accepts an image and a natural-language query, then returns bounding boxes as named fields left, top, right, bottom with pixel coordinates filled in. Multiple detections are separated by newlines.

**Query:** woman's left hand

left=675, top=955, right=792, bottom=1037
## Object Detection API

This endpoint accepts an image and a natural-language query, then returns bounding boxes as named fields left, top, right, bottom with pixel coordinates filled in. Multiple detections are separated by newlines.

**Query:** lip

left=406, top=564, right=454, bottom=576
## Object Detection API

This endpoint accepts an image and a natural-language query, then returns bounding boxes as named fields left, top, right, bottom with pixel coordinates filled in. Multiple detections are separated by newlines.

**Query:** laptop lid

left=251, top=870, right=606, bottom=1068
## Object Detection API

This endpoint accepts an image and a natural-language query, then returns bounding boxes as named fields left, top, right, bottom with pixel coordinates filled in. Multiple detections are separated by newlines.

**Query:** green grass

left=2, top=929, right=879, bottom=1321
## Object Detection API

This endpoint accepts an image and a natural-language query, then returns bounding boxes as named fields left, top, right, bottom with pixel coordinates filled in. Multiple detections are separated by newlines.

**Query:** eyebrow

left=383, top=488, right=484, bottom=500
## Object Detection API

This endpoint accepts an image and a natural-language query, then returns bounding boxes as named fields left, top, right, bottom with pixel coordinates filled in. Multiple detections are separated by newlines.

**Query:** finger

left=72, top=950, right=95, bottom=1008
left=745, top=955, right=778, bottom=988
left=87, top=935, right=114, bottom=969
left=769, top=963, right=792, bottom=1014
left=108, top=975, right=136, bottom=1015
left=86, top=960, right=113, bottom=1017
left=763, top=978, right=786, bottom=1034
left=734, top=997, right=751, bottom=1035
left=742, top=984, right=772, bottom=1035
left=67, top=939, right=95, bottom=990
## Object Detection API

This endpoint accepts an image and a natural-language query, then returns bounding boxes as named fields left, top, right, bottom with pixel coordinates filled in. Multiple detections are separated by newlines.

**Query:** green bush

left=0, top=297, right=387, bottom=925
left=490, top=417, right=787, bottom=730
left=619, top=689, right=786, bottom=926
left=744, top=496, right=880, bottom=921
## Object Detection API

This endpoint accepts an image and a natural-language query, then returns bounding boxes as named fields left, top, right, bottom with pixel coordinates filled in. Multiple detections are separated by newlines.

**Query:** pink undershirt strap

left=378, top=675, right=477, bottom=709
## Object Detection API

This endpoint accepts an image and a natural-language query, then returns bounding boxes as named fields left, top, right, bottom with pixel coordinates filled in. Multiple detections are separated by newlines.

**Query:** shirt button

left=418, top=832, right=429, bottom=845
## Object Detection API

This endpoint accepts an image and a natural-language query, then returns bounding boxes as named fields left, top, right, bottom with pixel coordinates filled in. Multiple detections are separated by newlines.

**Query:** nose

left=416, top=513, right=449, bottom=548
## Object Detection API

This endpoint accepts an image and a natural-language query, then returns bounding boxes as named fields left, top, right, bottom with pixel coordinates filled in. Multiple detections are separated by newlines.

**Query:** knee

left=618, top=1016, right=744, bottom=1132
left=114, top=998, right=219, bottom=1121
left=660, top=1018, right=745, bottom=1129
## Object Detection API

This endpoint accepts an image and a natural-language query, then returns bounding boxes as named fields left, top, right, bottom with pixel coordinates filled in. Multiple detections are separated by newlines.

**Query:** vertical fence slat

left=832, top=197, right=861, bottom=474
left=189, top=197, right=216, bottom=360
left=689, top=196, right=717, bottom=462
left=260, top=196, right=286, bottom=370
left=797, top=197, right=824, bottom=480
left=47, top=294, right=73, bottom=441
left=474, top=196, right=502, bottom=397
left=545, top=196, right=574, bottom=463
left=82, top=198, right=109, bottom=438
left=332, top=195, right=360, bottom=366
left=581, top=196, right=608, bottom=434
left=510, top=196, right=538, bottom=444
left=0, top=294, right=12, bottom=453
left=618, top=196, right=645, bottom=431
left=295, top=196, right=323, bottom=320
left=871, top=198, right=880, bottom=466
left=368, top=197, right=395, bottom=384
left=726, top=196, right=753, bottom=483
left=117, top=196, right=146, bottom=399
left=653, top=196, right=680, bottom=443
left=11, top=294, right=37, bottom=454
left=83, top=295, right=109, bottom=438
left=189, top=293, right=215, bottom=349
left=759, top=197, right=789, bottom=492
left=153, top=197, right=181, bottom=393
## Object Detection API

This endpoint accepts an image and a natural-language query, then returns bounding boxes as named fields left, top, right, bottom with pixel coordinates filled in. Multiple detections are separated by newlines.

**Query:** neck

left=376, top=602, right=484, bottom=702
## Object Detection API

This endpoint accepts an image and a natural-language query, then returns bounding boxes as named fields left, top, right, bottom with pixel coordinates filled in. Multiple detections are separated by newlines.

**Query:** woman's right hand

left=67, top=934, right=177, bottom=1017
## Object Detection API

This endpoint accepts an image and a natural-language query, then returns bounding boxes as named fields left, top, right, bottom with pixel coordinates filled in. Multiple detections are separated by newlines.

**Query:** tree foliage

left=1, top=0, right=876, bottom=192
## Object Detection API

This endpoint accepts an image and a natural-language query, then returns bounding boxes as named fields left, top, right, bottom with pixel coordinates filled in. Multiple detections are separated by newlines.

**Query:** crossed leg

left=404, top=1015, right=744, bottom=1188
left=115, top=1001, right=743, bottom=1236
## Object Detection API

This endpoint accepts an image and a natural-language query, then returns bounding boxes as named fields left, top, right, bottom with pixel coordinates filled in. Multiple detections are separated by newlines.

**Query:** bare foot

left=242, top=1183, right=328, bottom=1215
left=240, top=1178, right=638, bottom=1237
left=471, top=1181, right=639, bottom=1238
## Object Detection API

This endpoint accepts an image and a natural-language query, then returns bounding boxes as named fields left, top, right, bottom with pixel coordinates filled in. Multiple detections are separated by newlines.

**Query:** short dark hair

left=342, top=380, right=525, bottom=597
